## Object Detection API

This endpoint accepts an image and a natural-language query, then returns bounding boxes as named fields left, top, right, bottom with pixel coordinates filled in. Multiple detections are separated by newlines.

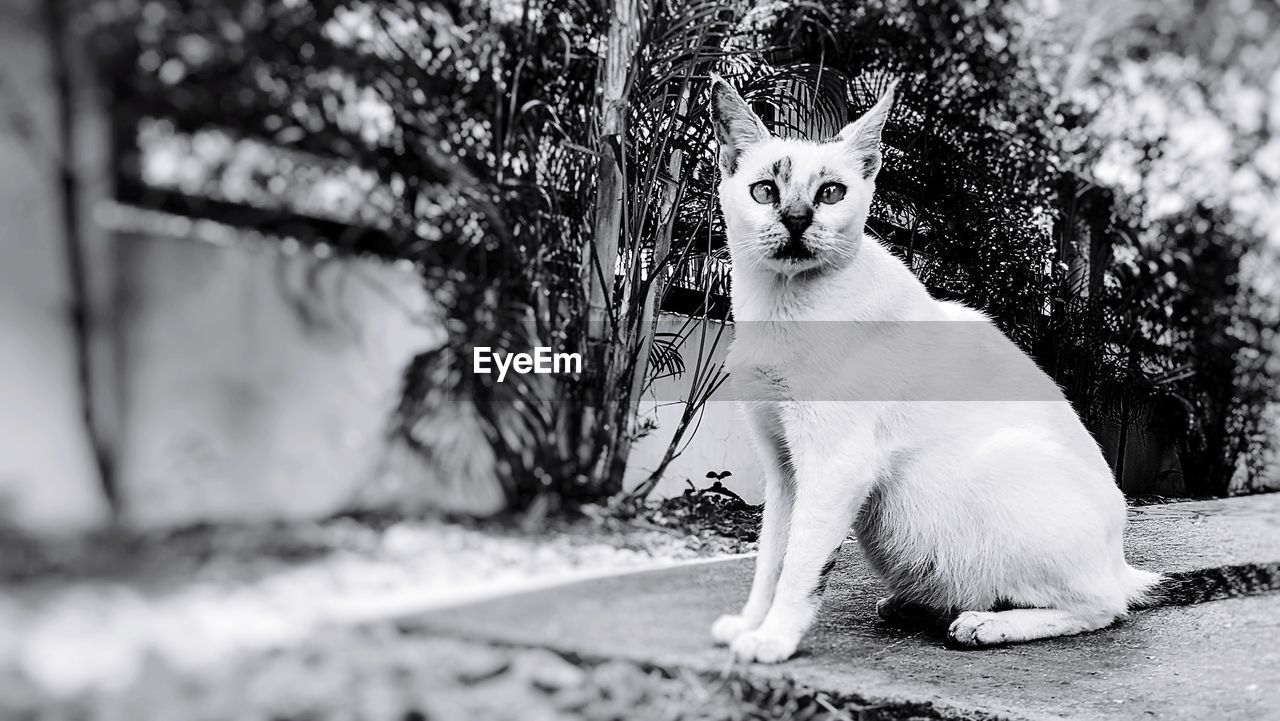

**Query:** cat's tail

left=1127, top=562, right=1280, bottom=610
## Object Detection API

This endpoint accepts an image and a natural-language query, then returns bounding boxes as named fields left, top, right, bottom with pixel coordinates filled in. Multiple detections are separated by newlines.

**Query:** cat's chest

left=733, top=363, right=793, bottom=401
left=726, top=332, right=827, bottom=402
left=726, top=323, right=904, bottom=403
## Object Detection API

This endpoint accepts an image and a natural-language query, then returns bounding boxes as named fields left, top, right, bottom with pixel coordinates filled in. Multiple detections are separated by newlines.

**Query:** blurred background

left=4, top=0, right=1277, bottom=533
left=0, top=0, right=1278, bottom=715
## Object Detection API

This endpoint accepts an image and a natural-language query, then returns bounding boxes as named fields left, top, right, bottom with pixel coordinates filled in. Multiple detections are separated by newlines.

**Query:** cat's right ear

left=833, top=80, right=898, bottom=180
left=710, top=74, right=768, bottom=176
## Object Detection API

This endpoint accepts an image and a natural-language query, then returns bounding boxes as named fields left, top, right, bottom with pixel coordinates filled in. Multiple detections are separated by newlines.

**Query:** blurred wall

left=112, top=232, right=446, bottom=527
left=1234, top=403, right=1280, bottom=494
left=1092, top=412, right=1187, bottom=498
left=626, top=399, right=763, bottom=504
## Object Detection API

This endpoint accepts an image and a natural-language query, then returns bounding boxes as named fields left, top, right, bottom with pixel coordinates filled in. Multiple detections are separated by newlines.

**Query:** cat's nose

left=780, top=208, right=813, bottom=243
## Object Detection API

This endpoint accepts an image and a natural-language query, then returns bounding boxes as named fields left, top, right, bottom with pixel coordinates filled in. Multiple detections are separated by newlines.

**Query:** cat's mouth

left=764, top=247, right=825, bottom=279
left=771, top=237, right=815, bottom=262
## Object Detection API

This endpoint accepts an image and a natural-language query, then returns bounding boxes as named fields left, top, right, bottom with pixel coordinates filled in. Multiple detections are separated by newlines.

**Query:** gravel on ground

left=1, top=622, right=971, bottom=721
left=0, top=485, right=762, bottom=698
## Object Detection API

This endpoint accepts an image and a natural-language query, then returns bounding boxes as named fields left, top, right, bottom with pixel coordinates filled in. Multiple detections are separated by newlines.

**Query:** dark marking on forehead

left=770, top=157, right=793, bottom=184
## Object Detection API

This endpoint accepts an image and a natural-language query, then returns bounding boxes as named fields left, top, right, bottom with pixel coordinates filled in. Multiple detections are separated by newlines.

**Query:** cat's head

left=711, top=76, right=896, bottom=278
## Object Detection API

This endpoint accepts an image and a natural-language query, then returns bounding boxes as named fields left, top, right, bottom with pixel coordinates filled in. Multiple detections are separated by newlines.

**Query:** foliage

left=1038, top=0, right=1280, bottom=494
left=1118, top=208, right=1279, bottom=495
left=609, top=478, right=763, bottom=545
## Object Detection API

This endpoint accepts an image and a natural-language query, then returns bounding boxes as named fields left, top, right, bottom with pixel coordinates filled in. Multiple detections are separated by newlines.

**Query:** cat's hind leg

left=876, top=595, right=944, bottom=626
left=947, top=607, right=1120, bottom=648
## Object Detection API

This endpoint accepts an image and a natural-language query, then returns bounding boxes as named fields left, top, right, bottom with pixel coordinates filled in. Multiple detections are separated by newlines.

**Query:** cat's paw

left=711, top=614, right=753, bottom=646
left=947, top=611, right=1012, bottom=648
left=730, top=629, right=798, bottom=664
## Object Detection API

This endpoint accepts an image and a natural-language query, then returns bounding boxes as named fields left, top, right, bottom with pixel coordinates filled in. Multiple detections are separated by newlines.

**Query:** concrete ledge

left=415, top=495, right=1280, bottom=721
left=1123, top=494, right=1280, bottom=572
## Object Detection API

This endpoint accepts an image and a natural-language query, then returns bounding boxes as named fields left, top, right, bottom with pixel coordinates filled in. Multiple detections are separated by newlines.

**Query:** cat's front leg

left=711, top=402, right=794, bottom=645
left=730, top=439, right=874, bottom=663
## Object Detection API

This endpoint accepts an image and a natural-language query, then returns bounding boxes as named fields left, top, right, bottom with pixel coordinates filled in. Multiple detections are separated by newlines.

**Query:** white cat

left=706, top=76, right=1163, bottom=663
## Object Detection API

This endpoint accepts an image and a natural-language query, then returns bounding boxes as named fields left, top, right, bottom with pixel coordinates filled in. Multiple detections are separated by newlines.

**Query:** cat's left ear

left=835, top=80, right=898, bottom=180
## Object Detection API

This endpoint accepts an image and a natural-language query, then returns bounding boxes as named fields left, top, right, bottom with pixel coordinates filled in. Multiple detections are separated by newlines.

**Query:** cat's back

left=936, top=299, right=991, bottom=323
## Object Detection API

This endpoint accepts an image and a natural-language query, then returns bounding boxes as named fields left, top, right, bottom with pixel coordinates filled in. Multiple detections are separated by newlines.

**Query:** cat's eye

left=749, top=181, right=777, bottom=204
left=816, top=183, right=846, bottom=204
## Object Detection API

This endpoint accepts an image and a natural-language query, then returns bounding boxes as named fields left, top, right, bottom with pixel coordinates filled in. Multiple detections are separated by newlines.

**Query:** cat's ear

left=710, top=74, right=768, bottom=176
left=834, top=80, right=898, bottom=180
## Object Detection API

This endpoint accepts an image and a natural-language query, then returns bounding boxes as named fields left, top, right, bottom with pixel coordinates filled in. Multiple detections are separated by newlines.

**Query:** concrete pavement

left=414, top=495, right=1280, bottom=720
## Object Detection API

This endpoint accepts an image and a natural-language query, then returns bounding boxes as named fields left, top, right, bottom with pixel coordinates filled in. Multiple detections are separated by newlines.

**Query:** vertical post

left=0, top=0, right=111, bottom=533
left=582, top=0, right=640, bottom=494
left=625, top=86, right=688, bottom=428
left=46, top=0, right=118, bottom=512
left=584, top=0, right=637, bottom=328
